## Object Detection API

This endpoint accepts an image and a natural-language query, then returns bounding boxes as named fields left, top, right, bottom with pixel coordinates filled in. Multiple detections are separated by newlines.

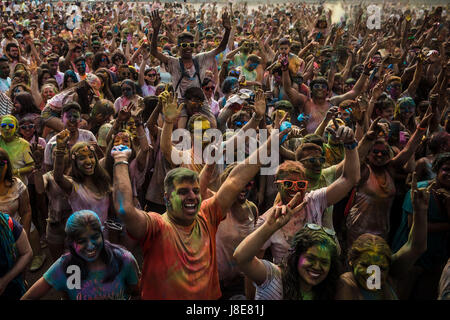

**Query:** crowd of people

left=0, top=0, right=449, bottom=301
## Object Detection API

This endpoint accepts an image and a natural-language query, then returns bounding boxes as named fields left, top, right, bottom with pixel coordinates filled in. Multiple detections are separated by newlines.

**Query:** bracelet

left=137, top=134, right=146, bottom=139
left=417, top=126, right=427, bottom=131
left=344, top=140, right=358, bottom=150
left=114, top=161, right=129, bottom=167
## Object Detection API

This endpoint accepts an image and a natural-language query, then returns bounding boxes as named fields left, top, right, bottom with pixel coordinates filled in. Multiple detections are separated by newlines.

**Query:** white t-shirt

left=166, top=50, right=217, bottom=98
left=44, top=129, right=97, bottom=166
left=254, top=259, right=283, bottom=300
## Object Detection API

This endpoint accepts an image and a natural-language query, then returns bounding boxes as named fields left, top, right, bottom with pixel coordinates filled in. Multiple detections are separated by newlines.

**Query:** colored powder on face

left=170, top=190, right=183, bottom=213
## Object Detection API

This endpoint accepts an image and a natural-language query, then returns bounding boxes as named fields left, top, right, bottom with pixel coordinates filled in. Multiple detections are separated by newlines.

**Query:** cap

left=224, top=94, right=246, bottom=108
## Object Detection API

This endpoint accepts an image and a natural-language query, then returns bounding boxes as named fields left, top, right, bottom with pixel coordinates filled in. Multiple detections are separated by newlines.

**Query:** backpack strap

left=174, top=56, right=202, bottom=95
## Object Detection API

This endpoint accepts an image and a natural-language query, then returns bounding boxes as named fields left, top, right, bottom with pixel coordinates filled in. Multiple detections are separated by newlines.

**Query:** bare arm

left=2, top=230, right=33, bottom=297
left=390, top=172, right=428, bottom=277
left=18, top=188, right=32, bottom=237
left=53, top=130, right=74, bottom=195
left=325, top=127, right=360, bottom=207
left=149, top=11, right=169, bottom=65
left=234, top=194, right=307, bottom=285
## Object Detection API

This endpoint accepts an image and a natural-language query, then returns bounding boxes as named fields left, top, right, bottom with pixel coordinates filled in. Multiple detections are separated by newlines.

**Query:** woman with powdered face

left=234, top=192, right=340, bottom=300
left=21, top=210, right=140, bottom=300
left=336, top=171, right=429, bottom=300
left=52, top=129, right=113, bottom=241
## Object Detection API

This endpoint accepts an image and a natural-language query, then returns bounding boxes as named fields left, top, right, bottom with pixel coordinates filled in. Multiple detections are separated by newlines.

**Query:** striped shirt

left=254, top=260, right=283, bottom=300
left=0, top=92, right=13, bottom=116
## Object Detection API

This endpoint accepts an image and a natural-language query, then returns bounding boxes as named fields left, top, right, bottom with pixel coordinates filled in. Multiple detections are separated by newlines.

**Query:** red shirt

left=139, top=197, right=224, bottom=300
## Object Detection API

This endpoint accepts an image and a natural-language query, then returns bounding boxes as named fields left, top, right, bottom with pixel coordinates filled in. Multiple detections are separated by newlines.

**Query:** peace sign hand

left=265, top=192, right=308, bottom=231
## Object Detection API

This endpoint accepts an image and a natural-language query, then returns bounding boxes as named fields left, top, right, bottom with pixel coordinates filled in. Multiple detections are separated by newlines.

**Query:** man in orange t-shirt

left=111, top=132, right=279, bottom=299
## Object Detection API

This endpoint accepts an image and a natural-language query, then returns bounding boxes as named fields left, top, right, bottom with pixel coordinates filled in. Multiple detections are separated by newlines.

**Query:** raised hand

left=150, top=10, right=162, bottom=31
left=161, top=90, right=182, bottom=123
left=117, top=103, right=133, bottom=123
left=265, top=192, right=308, bottom=230
left=253, top=89, right=266, bottom=118
left=411, top=171, right=430, bottom=215
left=366, top=117, right=383, bottom=140
left=56, top=129, right=70, bottom=149
left=222, top=11, right=231, bottom=30
left=111, top=144, right=132, bottom=161
left=326, top=120, right=355, bottom=144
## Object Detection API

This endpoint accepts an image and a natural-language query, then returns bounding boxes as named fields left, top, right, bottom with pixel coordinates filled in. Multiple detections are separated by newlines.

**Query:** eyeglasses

left=372, top=149, right=389, bottom=156
left=233, top=120, right=248, bottom=127
left=305, top=223, right=336, bottom=236
left=148, top=73, right=157, bottom=77
left=301, top=157, right=326, bottom=165
left=204, top=86, right=215, bottom=91
left=20, top=124, right=34, bottom=130
left=179, top=42, right=196, bottom=48
left=1, top=123, right=15, bottom=129
left=313, top=83, right=328, bottom=89
left=189, top=99, right=203, bottom=105
left=275, top=179, right=308, bottom=190
left=100, top=57, right=107, bottom=62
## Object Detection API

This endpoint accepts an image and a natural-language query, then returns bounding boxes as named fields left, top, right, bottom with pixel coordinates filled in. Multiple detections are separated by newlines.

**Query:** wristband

left=114, top=160, right=129, bottom=167
left=417, top=126, right=426, bottom=131
left=344, top=140, right=358, bottom=150
left=137, top=134, right=146, bottom=139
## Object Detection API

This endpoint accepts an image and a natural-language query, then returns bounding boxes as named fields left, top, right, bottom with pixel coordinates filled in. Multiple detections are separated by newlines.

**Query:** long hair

left=62, top=210, right=124, bottom=283
left=0, top=147, right=14, bottom=185
left=69, top=142, right=111, bottom=195
left=281, top=227, right=340, bottom=300
left=103, top=130, right=137, bottom=179
left=37, top=68, right=53, bottom=90
left=13, top=92, right=41, bottom=117
left=63, top=70, right=79, bottom=90
left=92, top=52, right=111, bottom=72
left=95, top=68, right=115, bottom=102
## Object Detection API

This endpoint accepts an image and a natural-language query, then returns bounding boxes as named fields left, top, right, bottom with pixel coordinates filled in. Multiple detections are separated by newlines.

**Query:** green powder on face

left=170, top=190, right=183, bottom=213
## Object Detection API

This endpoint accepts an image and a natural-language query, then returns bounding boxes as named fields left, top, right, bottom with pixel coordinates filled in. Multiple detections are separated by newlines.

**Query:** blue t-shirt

left=392, top=181, right=449, bottom=271
left=43, top=247, right=139, bottom=300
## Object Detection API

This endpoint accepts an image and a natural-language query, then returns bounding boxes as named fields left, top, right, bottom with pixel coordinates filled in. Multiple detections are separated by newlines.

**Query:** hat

left=85, top=73, right=101, bottom=97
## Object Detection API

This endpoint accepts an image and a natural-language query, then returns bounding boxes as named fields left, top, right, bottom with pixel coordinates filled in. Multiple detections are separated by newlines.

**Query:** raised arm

left=233, top=193, right=307, bottom=285
left=160, top=91, right=184, bottom=166
left=329, top=62, right=371, bottom=106
left=281, top=63, right=307, bottom=112
left=52, top=130, right=74, bottom=195
left=216, top=126, right=289, bottom=216
left=149, top=10, right=169, bottom=65
left=112, top=146, right=148, bottom=240
left=324, top=126, right=360, bottom=206
left=390, top=172, right=428, bottom=277
left=390, top=112, right=433, bottom=169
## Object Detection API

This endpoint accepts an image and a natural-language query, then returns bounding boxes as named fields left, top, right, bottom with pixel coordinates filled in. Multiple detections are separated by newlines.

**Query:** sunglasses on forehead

left=276, top=179, right=308, bottom=190
left=305, top=223, right=336, bottom=236
left=1, top=123, right=15, bottom=129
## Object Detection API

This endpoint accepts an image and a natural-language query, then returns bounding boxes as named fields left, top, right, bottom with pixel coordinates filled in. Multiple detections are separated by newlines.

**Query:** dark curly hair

left=281, top=227, right=340, bottom=300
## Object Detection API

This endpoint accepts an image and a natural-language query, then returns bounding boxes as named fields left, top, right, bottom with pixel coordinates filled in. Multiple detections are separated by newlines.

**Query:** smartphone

left=399, top=131, right=408, bottom=145
left=127, top=34, right=132, bottom=42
